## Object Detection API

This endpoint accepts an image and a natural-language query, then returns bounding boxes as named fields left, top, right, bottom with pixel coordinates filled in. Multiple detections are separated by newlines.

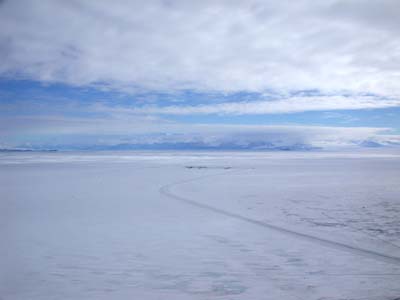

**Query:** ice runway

left=1, top=150, right=400, bottom=299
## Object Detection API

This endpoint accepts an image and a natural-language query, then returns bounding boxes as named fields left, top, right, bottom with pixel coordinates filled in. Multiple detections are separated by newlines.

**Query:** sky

left=0, top=0, right=399, bottom=150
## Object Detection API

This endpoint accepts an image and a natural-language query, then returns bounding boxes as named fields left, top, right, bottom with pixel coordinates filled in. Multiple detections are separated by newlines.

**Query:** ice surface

left=1, top=150, right=400, bottom=299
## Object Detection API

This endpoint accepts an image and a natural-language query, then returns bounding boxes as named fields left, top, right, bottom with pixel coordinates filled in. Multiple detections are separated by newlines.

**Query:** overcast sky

left=0, top=0, right=399, bottom=149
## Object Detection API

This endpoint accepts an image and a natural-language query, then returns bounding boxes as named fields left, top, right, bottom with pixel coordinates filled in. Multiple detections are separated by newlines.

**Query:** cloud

left=1, top=0, right=400, bottom=98
left=1, top=98, right=397, bottom=149
left=95, top=95, right=400, bottom=115
left=1, top=1, right=399, bottom=149
left=1, top=110, right=396, bottom=149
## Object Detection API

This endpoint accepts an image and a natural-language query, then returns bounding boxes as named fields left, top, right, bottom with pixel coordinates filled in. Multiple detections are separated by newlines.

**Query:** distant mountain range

left=77, top=141, right=320, bottom=151
left=355, top=139, right=400, bottom=148
left=2, top=138, right=399, bottom=152
left=0, top=142, right=318, bottom=152
left=0, top=148, right=58, bottom=152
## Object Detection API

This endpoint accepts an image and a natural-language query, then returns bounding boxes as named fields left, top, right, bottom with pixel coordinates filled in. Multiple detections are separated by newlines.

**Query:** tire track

left=159, top=171, right=400, bottom=266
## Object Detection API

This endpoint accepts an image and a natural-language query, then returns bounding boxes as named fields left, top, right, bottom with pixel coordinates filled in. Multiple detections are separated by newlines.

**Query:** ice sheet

left=1, top=150, right=400, bottom=299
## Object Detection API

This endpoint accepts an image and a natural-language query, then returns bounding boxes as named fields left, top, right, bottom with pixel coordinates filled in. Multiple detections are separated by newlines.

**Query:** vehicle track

left=159, top=171, right=400, bottom=266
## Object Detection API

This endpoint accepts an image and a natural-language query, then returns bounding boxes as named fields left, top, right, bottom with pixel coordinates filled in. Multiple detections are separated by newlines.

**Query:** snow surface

left=1, top=150, right=400, bottom=300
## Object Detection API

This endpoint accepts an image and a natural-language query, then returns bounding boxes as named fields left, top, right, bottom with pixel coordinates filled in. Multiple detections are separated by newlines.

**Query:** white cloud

left=1, top=98, right=397, bottom=148
left=1, top=112, right=396, bottom=149
left=1, top=1, right=399, bottom=149
left=96, top=95, right=400, bottom=115
left=1, top=0, right=400, bottom=97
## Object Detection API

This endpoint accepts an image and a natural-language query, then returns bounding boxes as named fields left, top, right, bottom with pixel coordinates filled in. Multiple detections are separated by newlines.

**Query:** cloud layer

left=1, top=1, right=399, bottom=150
left=110, top=95, right=400, bottom=115
left=1, top=0, right=400, bottom=97
left=1, top=110, right=397, bottom=149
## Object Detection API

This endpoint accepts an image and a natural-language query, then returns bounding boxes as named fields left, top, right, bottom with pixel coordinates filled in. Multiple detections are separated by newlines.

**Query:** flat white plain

left=1, top=150, right=400, bottom=300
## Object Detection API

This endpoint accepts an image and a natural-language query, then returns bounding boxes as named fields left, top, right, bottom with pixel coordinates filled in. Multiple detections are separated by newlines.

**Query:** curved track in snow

left=159, top=171, right=400, bottom=266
